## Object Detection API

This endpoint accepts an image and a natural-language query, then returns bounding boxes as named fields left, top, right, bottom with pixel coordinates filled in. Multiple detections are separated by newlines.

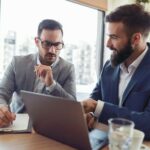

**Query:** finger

left=34, top=65, right=40, bottom=72
left=86, top=113, right=95, bottom=130
left=34, top=66, right=37, bottom=72
left=86, top=113, right=91, bottom=122
left=37, top=66, right=46, bottom=77
left=34, top=65, right=42, bottom=76
left=0, top=107, right=13, bottom=123
left=81, top=101, right=87, bottom=112
left=86, top=113, right=93, bottom=124
left=0, top=118, right=4, bottom=127
left=82, top=100, right=92, bottom=113
left=88, top=117, right=95, bottom=129
left=0, top=119, right=10, bottom=127
left=11, top=113, right=16, bottom=120
left=0, top=116, right=9, bottom=125
left=1, top=106, right=13, bottom=120
left=34, top=66, right=38, bottom=76
left=40, top=69, right=47, bottom=78
left=0, top=112, right=10, bottom=125
left=0, top=116, right=10, bottom=124
left=0, top=113, right=16, bottom=128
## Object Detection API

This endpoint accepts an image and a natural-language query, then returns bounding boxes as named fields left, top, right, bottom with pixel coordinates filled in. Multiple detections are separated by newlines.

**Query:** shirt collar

left=120, top=45, right=148, bottom=73
left=37, top=54, right=59, bottom=68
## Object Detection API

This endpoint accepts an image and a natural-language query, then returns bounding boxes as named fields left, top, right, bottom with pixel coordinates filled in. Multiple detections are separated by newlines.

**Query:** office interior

left=0, top=0, right=150, bottom=150
left=0, top=0, right=150, bottom=100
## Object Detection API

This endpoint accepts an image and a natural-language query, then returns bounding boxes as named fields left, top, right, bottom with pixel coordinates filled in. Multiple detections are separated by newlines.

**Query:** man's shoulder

left=103, top=60, right=112, bottom=69
left=58, top=57, right=74, bottom=67
left=102, top=60, right=119, bottom=75
left=13, top=53, right=37, bottom=63
left=10, top=53, right=37, bottom=69
left=14, top=53, right=36, bottom=60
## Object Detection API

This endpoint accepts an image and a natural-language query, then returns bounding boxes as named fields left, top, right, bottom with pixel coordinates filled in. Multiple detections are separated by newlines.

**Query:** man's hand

left=84, top=113, right=96, bottom=130
left=0, top=106, right=16, bottom=127
left=34, top=64, right=53, bottom=86
left=81, top=98, right=97, bottom=113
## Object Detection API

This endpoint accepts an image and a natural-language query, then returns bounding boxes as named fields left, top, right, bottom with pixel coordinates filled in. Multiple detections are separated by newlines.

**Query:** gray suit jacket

left=0, top=53, right=76, bottom=113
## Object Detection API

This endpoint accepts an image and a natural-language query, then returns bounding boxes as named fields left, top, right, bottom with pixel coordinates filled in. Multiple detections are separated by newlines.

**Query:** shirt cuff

left=94, top=100, right=104, bottom=118
left=45, top=80, right=56, bottom=93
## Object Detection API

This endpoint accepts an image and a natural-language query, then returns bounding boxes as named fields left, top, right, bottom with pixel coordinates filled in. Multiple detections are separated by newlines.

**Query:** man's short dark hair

left=37, top=19, right=63, bottom=37
left=106, top=4, right=150, bottom=38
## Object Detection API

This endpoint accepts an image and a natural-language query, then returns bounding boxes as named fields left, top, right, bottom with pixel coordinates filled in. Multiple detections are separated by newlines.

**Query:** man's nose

left=48, top=46, right=56, bottom=53
left=106, top=38, right=112, bottom=48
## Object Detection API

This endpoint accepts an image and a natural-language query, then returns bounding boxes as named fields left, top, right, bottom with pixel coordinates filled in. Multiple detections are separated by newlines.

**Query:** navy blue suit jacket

left=90, top=43, right=150, bottom=139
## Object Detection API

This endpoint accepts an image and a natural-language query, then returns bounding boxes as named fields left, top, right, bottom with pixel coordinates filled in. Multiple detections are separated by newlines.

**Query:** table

left=0, top=133, right=76, bottom=150
left=0, top=123, right=150, bottom=150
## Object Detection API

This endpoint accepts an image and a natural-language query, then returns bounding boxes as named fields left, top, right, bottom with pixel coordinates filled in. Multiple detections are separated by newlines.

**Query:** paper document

left=0, top=113, right=30, bottom=132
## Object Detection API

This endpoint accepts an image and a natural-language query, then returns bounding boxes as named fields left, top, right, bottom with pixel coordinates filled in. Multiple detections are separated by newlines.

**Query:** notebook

left=0, top=114, right=31, bottom=133
left=21, top=90, right=108, bottom=150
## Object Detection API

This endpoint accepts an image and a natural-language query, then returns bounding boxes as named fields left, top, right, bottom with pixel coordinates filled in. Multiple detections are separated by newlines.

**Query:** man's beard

left=40, top=52, right=57, bottom=66
left=110, top=40, right=134, bottom=67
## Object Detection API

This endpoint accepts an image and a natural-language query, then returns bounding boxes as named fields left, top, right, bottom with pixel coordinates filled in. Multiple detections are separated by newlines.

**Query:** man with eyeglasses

left=0, top=19, right=76, bottom=127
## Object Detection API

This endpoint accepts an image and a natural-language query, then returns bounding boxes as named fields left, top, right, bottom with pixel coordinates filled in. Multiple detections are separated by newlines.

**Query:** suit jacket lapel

left=121, top=75, right=136, bottom=105
left=25, top=54, right=37, bottom=91
left=111, top=66, right=120, bottom=105
left=122, top=46, right=150, bottom=105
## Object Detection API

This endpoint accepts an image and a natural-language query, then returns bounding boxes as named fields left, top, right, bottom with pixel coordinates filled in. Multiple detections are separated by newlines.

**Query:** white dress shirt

left=94, top=46, right=148, bottom=118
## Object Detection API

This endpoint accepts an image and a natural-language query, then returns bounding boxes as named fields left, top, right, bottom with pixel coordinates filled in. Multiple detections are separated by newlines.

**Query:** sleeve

left=99, top=96, right=150, bottom=140
left=94, top=100, right=105, bottom=118
left=90, top=60, right=110, bottom=101
left=90, top=77, right=102, bottom=101
left=0, top=57, right=16, bottom=105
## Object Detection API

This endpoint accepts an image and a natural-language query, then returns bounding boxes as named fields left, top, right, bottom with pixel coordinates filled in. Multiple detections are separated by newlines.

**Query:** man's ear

left=131, top=33, right=141, bottom=45
left=34, top=37, right=39, bottom=46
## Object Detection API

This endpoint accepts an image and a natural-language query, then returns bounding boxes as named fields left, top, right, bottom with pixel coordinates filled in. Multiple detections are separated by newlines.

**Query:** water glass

left=108, top=118, right=135, bottom=150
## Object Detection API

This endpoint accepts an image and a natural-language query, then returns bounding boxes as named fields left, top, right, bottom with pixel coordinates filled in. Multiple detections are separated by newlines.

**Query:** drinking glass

left=108, top=118, right=135, bottom=150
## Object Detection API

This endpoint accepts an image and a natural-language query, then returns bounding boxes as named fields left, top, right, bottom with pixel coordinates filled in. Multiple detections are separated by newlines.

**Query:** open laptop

left=21, top=90, right=108, bottom=150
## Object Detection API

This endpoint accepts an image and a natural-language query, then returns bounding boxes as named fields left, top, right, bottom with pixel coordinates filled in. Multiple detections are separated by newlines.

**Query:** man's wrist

left=46, top=80, right=56, bottom=93
left=46, top=78, right=54, bottom=86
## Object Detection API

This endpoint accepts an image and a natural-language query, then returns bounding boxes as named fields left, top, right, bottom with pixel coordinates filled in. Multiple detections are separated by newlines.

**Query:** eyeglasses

left=38, top=38, right=64, bottom=50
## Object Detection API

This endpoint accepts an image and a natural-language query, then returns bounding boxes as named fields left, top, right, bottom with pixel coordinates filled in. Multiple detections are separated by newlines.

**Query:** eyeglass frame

left=38, top=37, right=64, bottom=50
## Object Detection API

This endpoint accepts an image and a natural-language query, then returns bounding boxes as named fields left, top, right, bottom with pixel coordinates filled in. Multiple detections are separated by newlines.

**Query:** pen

left=7, top=105, right=13, bottom=125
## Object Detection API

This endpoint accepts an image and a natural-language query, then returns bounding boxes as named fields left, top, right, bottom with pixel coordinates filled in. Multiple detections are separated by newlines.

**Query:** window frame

left=67, top=0, right=107, bottom=11
left=67, top=0, right=106, bottom=76
left=0, top=0, right=106, bottom=99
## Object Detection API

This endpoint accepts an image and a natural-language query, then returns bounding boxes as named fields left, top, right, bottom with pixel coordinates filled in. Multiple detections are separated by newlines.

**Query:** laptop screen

left=21, top=90, right=108, bottom=150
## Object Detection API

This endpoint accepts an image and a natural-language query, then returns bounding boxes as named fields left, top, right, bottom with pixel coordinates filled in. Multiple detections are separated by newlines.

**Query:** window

left=0, top=0, right=104, bottom=100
